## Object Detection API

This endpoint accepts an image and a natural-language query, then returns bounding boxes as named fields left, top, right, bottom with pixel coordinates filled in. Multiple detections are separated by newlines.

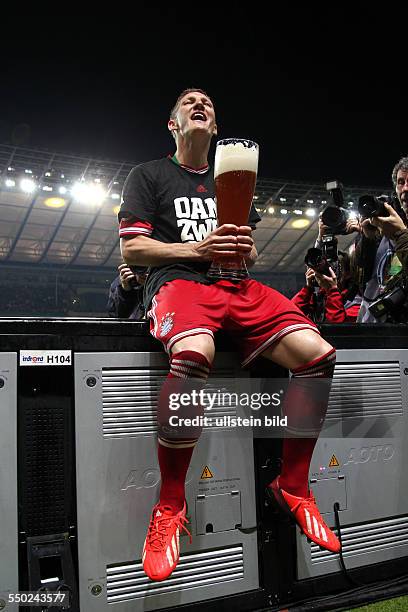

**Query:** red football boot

left=142, top=502, right=192, bottom=581
left=267, top=477, right=341, bottom=553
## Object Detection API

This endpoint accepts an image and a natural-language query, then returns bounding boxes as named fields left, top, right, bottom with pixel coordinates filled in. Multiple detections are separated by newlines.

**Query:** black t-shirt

left=119, top=157, right=261, bottom=309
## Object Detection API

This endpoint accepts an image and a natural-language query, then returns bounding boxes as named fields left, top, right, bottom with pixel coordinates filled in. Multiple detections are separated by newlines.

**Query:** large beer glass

left=208, top=138, right=259, bottom=280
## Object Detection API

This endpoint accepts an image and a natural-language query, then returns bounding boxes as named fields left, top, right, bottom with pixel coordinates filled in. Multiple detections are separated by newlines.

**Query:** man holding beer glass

left=119, top=88, right=340, bottom=581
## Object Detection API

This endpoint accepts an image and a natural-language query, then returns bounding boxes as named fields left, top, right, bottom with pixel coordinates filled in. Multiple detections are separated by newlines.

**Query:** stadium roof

left=0, top=144, right=389, bottom=273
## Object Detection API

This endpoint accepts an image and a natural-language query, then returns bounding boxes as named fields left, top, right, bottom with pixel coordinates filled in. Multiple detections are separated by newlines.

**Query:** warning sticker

left=329, top=454, right=340, bottom=468
left=200, top=466, right=214, bottom=479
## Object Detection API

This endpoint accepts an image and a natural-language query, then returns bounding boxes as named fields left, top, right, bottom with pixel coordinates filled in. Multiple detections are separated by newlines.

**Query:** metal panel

left=0, top=353, right=18, bottom=598
left=297, top=514, right=408, bottom=580
left=102, top=366, right=168, bottom=437
left=327, top=361, right=402, bottom=420
left=102, top=366, right=239, bottom=438
left=196, top=492, right=242, bottom=534
left=297, top=349, right=408, bottom=579
left=310, top=516, right=408, bottom=565
left=308, top=477, right=347, bottom=513
left=106, top=545, right=245, bottom=604
left=75, top=351, right=258, bottom=611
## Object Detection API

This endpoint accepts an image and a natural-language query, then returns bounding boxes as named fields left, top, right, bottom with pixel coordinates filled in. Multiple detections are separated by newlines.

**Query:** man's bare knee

left=171, top=334, right=215, bottom=364
left=262, top=329, right=334, bottom=371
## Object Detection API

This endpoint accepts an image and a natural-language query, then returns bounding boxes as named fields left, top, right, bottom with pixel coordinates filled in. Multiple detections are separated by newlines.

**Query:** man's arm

left=394, top=229, right=408, bottom=251
left=324, top=288, right=347, bottom=323
left=121, top=224, right=254, bottom=267
left=292, top=268, right=315, bottom=312
left=314, top=268, right=347, bottom=323
left=121, top=235, right=199, bottom=266
left=292, top=285, right=313, bottom=314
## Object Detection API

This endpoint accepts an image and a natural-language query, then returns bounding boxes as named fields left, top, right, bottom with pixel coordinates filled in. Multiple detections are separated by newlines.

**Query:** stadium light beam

left=71, top=181, right=106, bottom=205
left=20, top=178, right=37, bottom=193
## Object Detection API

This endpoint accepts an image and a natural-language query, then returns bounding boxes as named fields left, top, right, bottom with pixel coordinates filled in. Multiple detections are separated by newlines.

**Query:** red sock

left=158, top=441, right=195, bottom=512
left=158, top=350, right=211, bottom=511
left=278, top=348, right=336, bottom=497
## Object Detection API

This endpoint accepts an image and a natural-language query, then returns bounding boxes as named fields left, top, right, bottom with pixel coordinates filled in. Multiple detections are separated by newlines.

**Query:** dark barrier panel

left=0, top=319, right=408, bottom=611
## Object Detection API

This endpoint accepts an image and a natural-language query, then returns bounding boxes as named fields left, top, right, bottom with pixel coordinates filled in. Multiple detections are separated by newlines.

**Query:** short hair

left=169, top=88, right=213, bottom=120
left=392, top=156, right=408, bottom=186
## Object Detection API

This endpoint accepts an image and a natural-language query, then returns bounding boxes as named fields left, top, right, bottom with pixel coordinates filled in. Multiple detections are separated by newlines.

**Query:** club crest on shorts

left=160, top=312, right=175, bottom=336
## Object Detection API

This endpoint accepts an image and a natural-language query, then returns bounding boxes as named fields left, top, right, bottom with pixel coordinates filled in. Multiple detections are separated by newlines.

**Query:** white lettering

left=174, top=197, right=191, bottom=218
left=177, top=219, right=216, bottom=242
left=190, top=197, right=208, bottom=219
left=204, top=198, right=217, bottom=218
left=178, top=219, right=195, bottom=241
left=174, top=197, right=217, bottom=221
left=191, top=222, right=212, bottom=241
left=205, top=218, right=217, bottom=233
left=174, top=197, right=217, bottom=242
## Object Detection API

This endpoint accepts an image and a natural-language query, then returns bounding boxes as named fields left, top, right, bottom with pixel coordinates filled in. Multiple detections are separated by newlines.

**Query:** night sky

left=0, top=7, right=403, bottom=188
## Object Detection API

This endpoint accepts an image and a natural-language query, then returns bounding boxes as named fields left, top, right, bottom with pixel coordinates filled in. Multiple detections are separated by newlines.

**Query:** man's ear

left=168, top=118, right=178, bottom=133
left=213, top=122, right=218, bottom=136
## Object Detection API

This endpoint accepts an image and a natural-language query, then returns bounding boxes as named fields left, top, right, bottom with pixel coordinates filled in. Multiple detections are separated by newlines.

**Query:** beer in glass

left=208, top=138, right=259, bottom=279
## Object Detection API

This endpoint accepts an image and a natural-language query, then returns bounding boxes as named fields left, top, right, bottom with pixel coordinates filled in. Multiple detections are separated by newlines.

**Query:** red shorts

left=148, top=279, right=319, bottom=367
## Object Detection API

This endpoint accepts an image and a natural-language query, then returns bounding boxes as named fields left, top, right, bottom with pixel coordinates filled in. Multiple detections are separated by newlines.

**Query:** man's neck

left=175, top=136, right=210, bottom=169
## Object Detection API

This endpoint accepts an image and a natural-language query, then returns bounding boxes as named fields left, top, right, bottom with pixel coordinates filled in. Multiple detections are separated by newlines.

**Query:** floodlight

left=20, top=178, right=37, bottom=193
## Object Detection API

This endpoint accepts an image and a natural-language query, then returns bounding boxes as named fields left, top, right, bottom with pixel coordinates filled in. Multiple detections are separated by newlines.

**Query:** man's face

left=168, top=91, right=217, bottom=140
left=396, top=169, right=408, bottom=213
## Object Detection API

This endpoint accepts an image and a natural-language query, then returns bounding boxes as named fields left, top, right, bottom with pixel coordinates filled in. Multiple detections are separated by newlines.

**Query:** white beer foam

left=214, top=140, right=259, bottom=178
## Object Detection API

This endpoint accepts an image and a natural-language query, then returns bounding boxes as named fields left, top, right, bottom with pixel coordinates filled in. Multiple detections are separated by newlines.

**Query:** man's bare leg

left=171, top=333, right=215, bottom=361
left=261, top=328, right=333, bottom=370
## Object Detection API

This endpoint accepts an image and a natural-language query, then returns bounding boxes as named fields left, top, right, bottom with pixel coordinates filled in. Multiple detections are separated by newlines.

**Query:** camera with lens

left=369, top=270, right=408, bottom=322
left=321, top=180, right=349, bottom=236
left=304, top=235, right=339, bottom=277
left=304, top=247, right=331, bottom=276
left=358, top=194, right=390, bottom=219
left=304, top=180, right=348, bottom=276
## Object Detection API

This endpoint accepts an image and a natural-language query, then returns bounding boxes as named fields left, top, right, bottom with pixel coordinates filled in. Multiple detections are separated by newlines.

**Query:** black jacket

left=107, top=276, right=145, bottom=319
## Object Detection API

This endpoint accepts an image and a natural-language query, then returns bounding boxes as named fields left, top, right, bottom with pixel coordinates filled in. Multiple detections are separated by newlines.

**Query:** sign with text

left=20, top=350, right=72, bottom=366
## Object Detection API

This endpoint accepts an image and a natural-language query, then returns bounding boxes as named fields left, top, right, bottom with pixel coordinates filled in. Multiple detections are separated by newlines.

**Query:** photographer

left=107, top=263, right=147, bottom=319
left=356, top=156, right=408, bottom=322
left=292, top=248, right=361, bottom=323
